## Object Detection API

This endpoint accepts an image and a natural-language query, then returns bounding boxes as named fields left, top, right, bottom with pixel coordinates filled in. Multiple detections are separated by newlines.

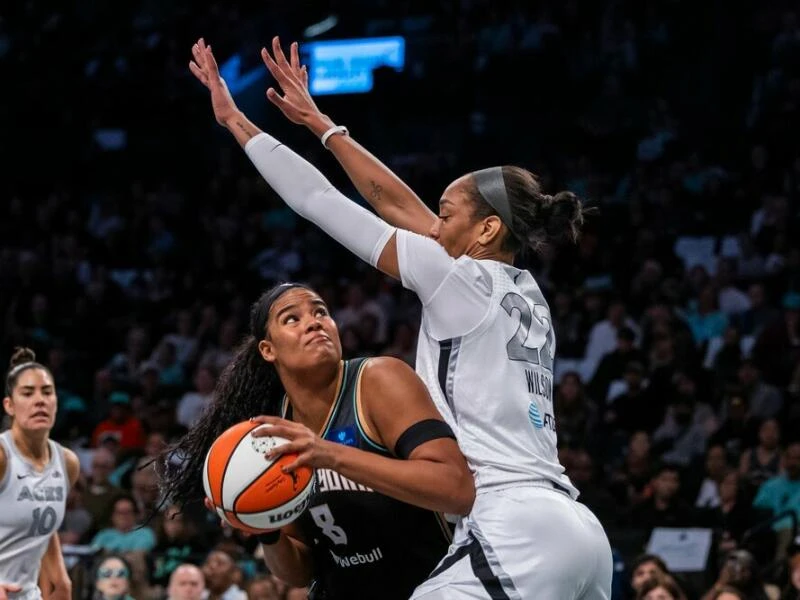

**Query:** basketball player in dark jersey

left=159, top=283, right=474, bottom=600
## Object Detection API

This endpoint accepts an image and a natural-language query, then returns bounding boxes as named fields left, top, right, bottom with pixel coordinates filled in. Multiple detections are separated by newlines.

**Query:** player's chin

left=24, top=416, right=54, bottom=431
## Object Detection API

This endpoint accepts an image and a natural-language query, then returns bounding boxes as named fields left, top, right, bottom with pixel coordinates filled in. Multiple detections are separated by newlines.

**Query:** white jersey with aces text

left=396, top=230, right=577, bottom=495
left=0, top=431, right=68, bottom=600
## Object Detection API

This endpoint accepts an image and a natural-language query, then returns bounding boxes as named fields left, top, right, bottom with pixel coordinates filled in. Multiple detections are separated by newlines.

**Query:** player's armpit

left=375, top=232, right=400, bottom=279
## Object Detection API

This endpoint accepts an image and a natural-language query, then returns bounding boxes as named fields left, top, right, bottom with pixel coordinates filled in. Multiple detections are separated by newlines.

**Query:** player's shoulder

left=360, top=357, right=419, bottom=395
left=56, top=443, right=81, bottom=485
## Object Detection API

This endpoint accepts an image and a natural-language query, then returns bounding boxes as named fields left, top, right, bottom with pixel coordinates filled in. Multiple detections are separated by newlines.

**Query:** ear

left=3, top=396, right=12, bottom=417
left=258, top=339, right=277, bottom=363
left=476, top=215, right=504, bottom=246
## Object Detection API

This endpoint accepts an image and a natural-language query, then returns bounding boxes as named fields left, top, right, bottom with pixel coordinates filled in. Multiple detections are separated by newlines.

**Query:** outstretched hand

left=0, top=584, right=22, bottom=600
left=189, top=38, right=240, bottom=126
left=261, top=37, right=325, bottom=127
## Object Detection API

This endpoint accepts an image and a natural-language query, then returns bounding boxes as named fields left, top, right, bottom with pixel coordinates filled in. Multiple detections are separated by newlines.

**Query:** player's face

left=3, top=368, right=56, bottom=433
left=430, top=177, right=489, bottom=258
left=168, top=566, right=206, bottom=600
left=261, top=288, right=342, bottom=371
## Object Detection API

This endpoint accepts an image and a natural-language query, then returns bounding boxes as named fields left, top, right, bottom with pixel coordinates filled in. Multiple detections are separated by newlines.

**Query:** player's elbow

left=446, top=468, right=476, bottom=516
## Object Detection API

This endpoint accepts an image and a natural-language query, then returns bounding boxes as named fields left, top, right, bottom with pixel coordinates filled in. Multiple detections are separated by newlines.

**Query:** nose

left=304, top=315, right=323, bottom=332
left=429, top=220, right=440, bottom=240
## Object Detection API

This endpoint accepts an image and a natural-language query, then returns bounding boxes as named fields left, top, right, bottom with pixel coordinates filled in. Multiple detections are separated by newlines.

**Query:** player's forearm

left=223, top=111, right=263, bottom=148
left=243, top=132, right=396, bottom=270
left=304, top=114, right=436, bottom=235
left=330, top=444, right=474, bottom=515
left=260, top=535, right=314, bottom=588
left=39, top=535, right=71, bottom=597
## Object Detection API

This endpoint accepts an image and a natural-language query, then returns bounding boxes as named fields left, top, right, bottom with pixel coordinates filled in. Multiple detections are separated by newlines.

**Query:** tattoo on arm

left=370, top=180, right=383, bottom=202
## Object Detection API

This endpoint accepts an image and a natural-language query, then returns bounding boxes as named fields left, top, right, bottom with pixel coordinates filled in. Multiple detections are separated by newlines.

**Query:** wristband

left=321, top=125, right=349, bottom=148
left=257, top=530, right=281, bottom=545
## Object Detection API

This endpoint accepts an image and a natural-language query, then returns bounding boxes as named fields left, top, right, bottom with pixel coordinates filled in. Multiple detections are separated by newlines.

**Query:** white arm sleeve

left=396, top=230, right=492, bottom=340
left=244, top=133, right=395, bottom=267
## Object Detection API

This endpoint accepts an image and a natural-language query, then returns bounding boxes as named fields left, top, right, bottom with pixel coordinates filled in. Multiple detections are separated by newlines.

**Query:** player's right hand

left=0, top=583, right=22, bottom=600
left=189, top=38, right=240, bottom=127
left=261, top=36, right=324, bottom=127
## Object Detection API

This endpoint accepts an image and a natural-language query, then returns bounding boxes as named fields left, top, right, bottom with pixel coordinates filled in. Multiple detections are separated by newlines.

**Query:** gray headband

left=472, top=167, right=513, bottom=231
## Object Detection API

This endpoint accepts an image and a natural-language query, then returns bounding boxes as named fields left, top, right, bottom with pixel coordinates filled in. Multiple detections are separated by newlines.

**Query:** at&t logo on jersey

left=528, top=402, right=555, bottom=432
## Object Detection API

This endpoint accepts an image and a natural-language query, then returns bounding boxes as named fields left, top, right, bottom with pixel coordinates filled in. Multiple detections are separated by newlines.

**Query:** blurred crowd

left=3, top=0, right=800, bottom=598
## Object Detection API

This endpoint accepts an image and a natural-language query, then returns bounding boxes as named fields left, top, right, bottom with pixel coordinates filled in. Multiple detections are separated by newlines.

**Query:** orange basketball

left=202, top=420, right=316, bottom=532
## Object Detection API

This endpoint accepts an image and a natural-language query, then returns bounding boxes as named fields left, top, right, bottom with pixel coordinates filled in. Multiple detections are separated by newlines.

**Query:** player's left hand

left=250, top=415, right=338, bottom=472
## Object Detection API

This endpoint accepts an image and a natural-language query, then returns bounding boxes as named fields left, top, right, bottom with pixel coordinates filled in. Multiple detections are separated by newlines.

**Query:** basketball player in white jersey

left=0, top=348, right=80, bottom=600
left=189, top=38, right=613, bottom=598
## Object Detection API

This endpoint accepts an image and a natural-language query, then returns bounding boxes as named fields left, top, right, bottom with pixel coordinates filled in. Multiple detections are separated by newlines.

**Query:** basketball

left=203, top=420, right=316, bottom=532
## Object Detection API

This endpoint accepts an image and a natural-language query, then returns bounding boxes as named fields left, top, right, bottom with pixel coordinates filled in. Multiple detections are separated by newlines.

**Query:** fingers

left=280, top=451, right=312, bottom=473
left=249, top=415, right=282, bottom=426
left=189, top=61, right=209, bottom=87
left=266, top=87, right=289, bottom=109
left=290, top=41, right=301, bottom=71
left=301, top=65, right=308, bottom=88
left=266, top=439, right=304, bottom=460
left=272, top=36, right=290, bottom=68
left=261, top=46, right=283, bottom=81
left=204, top=497, right=214, bottom=511
left=253, top=424, right=296, bottom=441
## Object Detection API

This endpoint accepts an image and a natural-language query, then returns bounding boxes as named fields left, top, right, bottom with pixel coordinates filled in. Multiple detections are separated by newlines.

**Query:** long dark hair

left=156, top=283, right=311, bottom=509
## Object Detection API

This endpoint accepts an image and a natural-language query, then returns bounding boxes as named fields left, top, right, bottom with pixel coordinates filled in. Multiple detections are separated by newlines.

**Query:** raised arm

left=190, top=39, right=406, bottom=280
left=260, top=37, right=437, bottom=236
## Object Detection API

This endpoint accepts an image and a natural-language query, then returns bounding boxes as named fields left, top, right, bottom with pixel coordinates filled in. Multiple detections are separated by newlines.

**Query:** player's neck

left=468, top=245, right=515, bottom=264
left=283, top=360, right=344, bottom=433
left=11, top=426, right=50, bottom=464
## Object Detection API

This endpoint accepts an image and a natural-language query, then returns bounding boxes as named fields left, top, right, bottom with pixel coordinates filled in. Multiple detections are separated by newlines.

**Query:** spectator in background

left=782, top=548, right=800, bottom=600
left=637, top=575, right=687, bottom=600
left=381, top=321, right=417, bottom=366
left=753, top=442, right=800, bottom=534
left=584, top=298, right=641, bottom=379
left=92, top=554, right=135, bottom=600
left=696, top=445, right=732, bottom=509
left=711, top=391, right=752, bottom=462
left=104, top=327, right=150, bottom=388
left=752, top=292, right=800, bottom=387
left=83, top=447, right=123, bottom=532
left=737, top=361, right=784, bottom=420
left=733, top=283, right=778, bottom=337
left=740, top=418, right=782, bottom=492
left=151, top=505, right=205, bottom=591
left=686, top=285, right=729, bottom=345
left=91, top=391, right=146, bottom=451
left=167, top=564, right=207, bottom=600
left=629, top=554, right=671, bottom=597
left=91, top=495, right=157, bottom=553
left=554, top=372, right=598, bottom=448
left=160, top=310, right=199, bottom=367
left=610, top=431, right=655, bottom=507
left=702, top=549, right=779, bottom=600
left=630, top=463, right=695, bottom=531
left=176, top=366, right=216, bottom=428
left=202, top=547, right=247, bottom=600
left=59, top=475, right=93, bottom=544
left=590, top=325, right=644, bottom=402
left=246, top=575, right=279, bottom=600
left=335, top=282, right=389, bottom=346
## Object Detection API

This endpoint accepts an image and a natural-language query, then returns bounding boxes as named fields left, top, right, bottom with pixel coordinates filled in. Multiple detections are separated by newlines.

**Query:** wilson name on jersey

left=284, top=358, right=451, bottom=600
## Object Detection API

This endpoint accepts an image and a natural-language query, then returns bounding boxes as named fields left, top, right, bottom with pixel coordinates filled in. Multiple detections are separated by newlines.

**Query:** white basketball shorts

left=410, top=483, right=613, bottom=599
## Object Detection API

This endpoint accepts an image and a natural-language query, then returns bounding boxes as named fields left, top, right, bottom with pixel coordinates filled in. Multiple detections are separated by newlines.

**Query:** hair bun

left=542, top=190, right=585, bottom=244
left=9, top=347, right=36, bottom=368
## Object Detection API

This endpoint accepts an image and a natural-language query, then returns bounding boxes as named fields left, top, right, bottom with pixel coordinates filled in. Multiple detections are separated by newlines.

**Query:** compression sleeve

left=244, top=132, right=396, bottom=267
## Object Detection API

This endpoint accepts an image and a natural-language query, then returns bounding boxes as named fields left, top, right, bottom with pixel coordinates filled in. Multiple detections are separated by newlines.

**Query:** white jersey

left=0, top=432, right=69, bottom=600
left=396, top=230, right=577, bottom=495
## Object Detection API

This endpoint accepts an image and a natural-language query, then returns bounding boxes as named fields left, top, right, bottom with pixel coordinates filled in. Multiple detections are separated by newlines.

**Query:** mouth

left=306, top=334, right=331, bottom=346
left=31, top=411, right=50, bottom=420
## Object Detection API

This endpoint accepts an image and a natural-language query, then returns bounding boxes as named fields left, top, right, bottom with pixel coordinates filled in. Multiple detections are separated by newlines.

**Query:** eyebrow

left=439, top=198, right=454, bottom=208
left=18, top=385, right=54, bottom=391
left=274, top=299, right=328, bottom=320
